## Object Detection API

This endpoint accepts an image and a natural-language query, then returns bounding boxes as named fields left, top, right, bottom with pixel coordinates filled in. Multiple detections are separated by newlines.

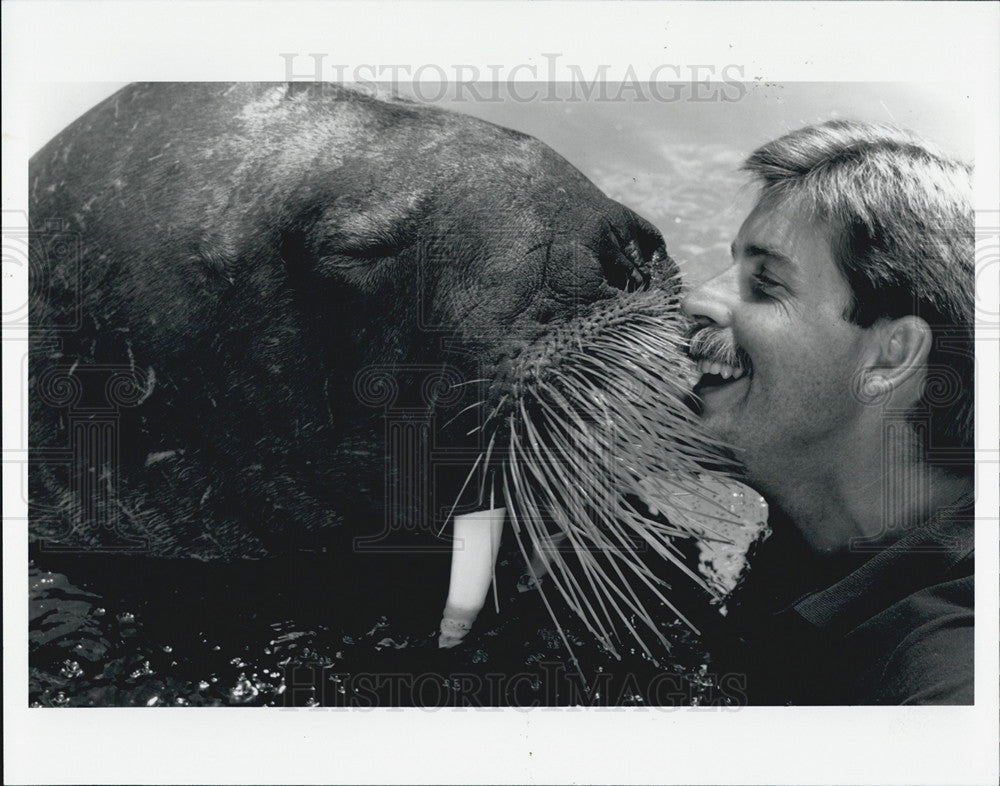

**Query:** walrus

left=29, top=82, right=741, bottom=666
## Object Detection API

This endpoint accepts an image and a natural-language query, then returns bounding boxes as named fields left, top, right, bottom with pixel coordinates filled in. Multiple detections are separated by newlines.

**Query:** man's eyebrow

left=731, top=241, right=795, bottom=268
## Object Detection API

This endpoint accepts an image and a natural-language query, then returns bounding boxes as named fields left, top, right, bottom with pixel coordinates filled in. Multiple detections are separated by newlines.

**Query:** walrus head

left=29, top=82, right=738, bottom=660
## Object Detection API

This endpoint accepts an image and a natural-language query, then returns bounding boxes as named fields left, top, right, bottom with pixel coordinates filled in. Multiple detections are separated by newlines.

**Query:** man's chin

left=695, top=374, right=749, bottom=418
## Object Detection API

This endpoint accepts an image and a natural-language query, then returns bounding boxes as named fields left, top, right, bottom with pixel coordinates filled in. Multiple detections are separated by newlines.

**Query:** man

left=683, top=120, right=975, bottom=704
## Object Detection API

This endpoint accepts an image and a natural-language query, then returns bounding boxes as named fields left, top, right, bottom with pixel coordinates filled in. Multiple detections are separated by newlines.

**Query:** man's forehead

left=732, top=198, right=834, bottom=267
left=729, top=238, right=795, bottom=269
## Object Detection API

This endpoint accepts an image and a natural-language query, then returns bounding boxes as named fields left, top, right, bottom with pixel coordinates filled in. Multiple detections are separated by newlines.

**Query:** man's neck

left=754, top=434, right=973, bottom=564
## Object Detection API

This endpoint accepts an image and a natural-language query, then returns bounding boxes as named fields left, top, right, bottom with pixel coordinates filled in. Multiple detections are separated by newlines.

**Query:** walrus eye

left=324, top=206, right=419, bottom=265
left=317, top=240, right=405, bottom=269
left=281, top=217, right=415, bottom=278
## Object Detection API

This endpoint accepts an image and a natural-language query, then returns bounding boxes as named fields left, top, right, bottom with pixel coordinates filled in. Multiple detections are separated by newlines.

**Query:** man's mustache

left=686, top=326, right=752, bottom=373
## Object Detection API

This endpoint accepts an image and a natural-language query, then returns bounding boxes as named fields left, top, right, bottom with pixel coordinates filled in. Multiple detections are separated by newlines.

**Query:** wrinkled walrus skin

left=29, top=82, right=674, bottom=560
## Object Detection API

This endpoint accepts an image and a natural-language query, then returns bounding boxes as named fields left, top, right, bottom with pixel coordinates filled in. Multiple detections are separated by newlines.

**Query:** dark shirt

left=715, top=505, right=974, bottom=705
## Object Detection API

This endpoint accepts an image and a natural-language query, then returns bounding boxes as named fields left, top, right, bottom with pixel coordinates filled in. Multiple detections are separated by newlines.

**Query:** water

left=440, top=81, right=973, bottom=285
left=29, top=539, right=742, bottom=707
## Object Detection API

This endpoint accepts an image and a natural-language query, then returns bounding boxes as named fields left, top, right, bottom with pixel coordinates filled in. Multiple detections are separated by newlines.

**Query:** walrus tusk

left=438, top=507, right=506, bottom=649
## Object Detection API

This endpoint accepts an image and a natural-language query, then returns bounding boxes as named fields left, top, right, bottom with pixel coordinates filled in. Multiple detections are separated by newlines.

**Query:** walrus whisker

left=488, top=480, right=502, bottom=615
left=511, top=436, right=621, bottom=650
left=514, top=410, right=625, bottom=645
left=564, top=517, right=671, bottom=656
left=524, top=509, right=618, bottom=651
left=449, top=378, right=490, bottom=388
left=662, top=483, right=741, bottom=520
left=439, top=451, right=485, bottom=537
left=561, top=542, right=623, bottom=649
left=471, top=289, right=744, bottom=658
left=582, top=556, right=667, bottom=657
left=582, top=502, right=704, bottom=637
left=504, top=495, right=587, bottom=677
left=570, top=552, right=632, bottom=653
left=621, top=509, right=712, bottom=591
left=476, top=432, right=498, bottom=505
left=472, top=393, right=510, bottom=437
left=501, top=425, right=582, bottom=669
left=533, top=379, right=615, bottom=452
left=620, top=492, right=730, bottom=544
left=441, top=400, right=484, bottom=431
left=532, top=388, right=601, bottom=448
left=513, top=401, right=674, bottom=656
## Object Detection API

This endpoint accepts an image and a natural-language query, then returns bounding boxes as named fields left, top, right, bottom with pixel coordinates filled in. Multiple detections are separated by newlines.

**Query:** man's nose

left=681, top=264, right=739, bottom=327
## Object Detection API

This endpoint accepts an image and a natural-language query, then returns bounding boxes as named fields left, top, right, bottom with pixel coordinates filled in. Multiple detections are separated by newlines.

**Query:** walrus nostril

left=626, top=258, right=651, bottom=293
left=630, top=214, right=674, bottom=293
left=602, top=226, right=651, bottom=293
left=600, top=249, right=641, bottom=292
left=602, top=214, right=670, bottom=294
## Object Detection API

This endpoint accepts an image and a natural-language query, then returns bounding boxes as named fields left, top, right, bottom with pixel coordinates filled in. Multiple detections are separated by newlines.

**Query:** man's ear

left=864, top=315, right=932, bottom=404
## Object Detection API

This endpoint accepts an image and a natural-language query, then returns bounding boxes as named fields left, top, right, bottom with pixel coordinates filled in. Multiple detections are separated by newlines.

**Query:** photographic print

left=5, top=2, right=998, bottom=785
left=25, top=77, right=976, bottom=709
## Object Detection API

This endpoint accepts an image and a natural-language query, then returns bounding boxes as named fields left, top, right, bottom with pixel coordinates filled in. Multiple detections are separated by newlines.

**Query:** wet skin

left=29, top=82, right=671, bottom=558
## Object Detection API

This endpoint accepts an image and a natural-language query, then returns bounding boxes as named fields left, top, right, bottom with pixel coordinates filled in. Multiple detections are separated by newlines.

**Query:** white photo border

left=3, top=2, right=998, bottom=784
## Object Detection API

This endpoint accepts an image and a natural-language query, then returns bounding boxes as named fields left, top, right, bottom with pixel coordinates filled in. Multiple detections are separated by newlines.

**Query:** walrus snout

left=467, top=287, right=737, bottom=658
left=528, top=204, right=674, bottom=316
left=595, top=207, right=671, bottom=295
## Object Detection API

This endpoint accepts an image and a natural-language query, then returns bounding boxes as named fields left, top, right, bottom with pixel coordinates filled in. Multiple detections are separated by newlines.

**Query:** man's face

left=683, top=196, right=876, bottom=494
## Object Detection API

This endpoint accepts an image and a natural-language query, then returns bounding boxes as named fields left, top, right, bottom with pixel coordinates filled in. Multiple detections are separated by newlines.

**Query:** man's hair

left=744, top=120, right=974, bottom=469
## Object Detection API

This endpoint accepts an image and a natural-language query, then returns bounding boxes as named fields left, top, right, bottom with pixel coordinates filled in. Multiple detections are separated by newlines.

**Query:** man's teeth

left=697, top=358, right=745, bottom=380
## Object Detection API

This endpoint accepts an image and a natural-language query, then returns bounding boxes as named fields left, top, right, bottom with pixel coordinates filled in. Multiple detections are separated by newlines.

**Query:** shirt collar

left=790, top=504, right=975, bottom=634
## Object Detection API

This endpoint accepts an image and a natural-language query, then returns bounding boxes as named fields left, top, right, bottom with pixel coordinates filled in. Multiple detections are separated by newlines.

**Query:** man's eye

left=750, top=271, right=780, bottom=296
